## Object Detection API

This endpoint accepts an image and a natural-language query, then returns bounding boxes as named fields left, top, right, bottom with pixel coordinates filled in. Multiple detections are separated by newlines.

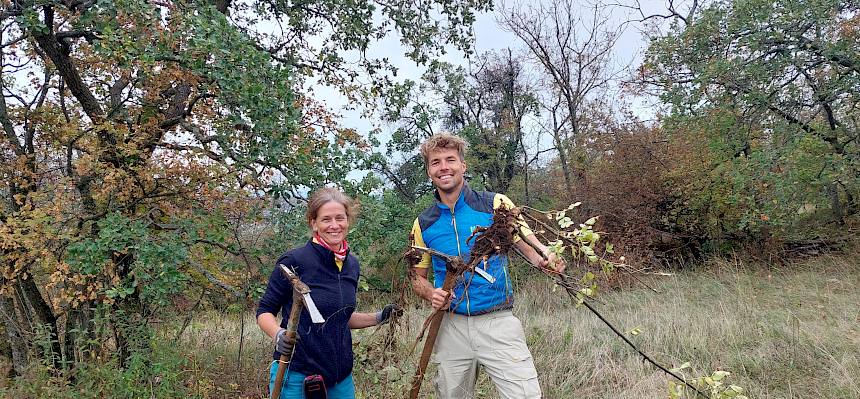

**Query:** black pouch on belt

left=303, top=374, right=327, bottom=399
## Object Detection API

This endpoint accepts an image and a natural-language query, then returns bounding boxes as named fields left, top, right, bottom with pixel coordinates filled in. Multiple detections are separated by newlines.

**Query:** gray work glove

left=375, top=303, right=403, bottom=325
left=275, top=328, right=297, bottom=355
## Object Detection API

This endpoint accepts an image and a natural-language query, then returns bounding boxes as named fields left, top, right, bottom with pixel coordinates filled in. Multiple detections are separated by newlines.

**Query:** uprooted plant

left=406, top=202, right=748, bottom=399
left=404, top=203, right=521, bottom=399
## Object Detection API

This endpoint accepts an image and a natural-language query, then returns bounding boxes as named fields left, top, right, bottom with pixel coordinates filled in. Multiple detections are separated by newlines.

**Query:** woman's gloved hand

left=275, top=328, right=298, bottom=354
left=375, top=303, right=403, bottom=325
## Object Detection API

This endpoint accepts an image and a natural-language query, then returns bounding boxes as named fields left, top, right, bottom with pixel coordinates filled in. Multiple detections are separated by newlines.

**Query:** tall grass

left=172, top=307, right=275, bottom=398
left=516, top=251, right=860, bottom=398
left=16, top=248, right=850, bottom=398
left=169, top=247, right=860, bottom=398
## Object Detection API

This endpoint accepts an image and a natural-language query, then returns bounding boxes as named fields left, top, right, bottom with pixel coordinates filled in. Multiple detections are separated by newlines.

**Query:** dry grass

left=180, top=247, right=860, bottom=398
left=172, top=309, right=275, bottom=398
left=516, top=250, right=860, bottom=399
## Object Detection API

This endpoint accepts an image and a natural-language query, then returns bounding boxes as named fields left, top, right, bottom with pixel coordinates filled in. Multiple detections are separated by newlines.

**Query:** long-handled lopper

left=271, top=264, right=326, bottom=399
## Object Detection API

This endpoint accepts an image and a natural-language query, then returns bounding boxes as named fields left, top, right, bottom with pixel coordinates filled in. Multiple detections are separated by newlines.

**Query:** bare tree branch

left=32, top=5, right=104, bottom=121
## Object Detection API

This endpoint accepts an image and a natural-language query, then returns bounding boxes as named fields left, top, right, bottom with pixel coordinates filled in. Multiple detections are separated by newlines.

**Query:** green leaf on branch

left=670, top=362, right=691, bottom=373
left=712, top=370, right=730, bottom=381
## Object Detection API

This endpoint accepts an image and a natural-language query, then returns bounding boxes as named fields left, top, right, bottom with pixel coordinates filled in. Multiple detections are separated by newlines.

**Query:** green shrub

left=0, top=340, right=198, bottom=399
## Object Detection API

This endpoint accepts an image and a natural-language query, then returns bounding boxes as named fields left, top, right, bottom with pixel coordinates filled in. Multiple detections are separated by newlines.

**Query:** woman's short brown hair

left=419, top=133, right=468, bottom=165
left=305, top=187, right=357, bottom=227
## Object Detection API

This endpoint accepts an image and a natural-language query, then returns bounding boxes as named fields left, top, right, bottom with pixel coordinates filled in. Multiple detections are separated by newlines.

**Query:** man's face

left=426, top=148, right=466, bottom=194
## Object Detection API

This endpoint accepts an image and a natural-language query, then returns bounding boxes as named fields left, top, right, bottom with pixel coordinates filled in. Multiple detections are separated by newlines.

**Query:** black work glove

left=375, top=303, right=403, bottom=325
left=275, top=328, right=297, bottom=355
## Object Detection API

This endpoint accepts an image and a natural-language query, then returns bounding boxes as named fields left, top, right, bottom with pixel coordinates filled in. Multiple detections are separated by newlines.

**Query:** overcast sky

left=310, top=1, right=669, bottom=163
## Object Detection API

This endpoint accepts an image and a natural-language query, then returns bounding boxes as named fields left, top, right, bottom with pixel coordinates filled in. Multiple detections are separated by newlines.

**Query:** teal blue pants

left=268, top=362, right=356, bottom=399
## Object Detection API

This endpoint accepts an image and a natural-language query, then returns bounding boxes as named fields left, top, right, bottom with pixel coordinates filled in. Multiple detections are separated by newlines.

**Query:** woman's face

left=311, top=201, right=349, bottom=249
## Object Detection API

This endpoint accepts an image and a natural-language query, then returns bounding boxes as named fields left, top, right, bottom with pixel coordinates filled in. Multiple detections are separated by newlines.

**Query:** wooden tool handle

left=408, top=273, right=457, bottom=399
left=271, top=290, right=303, bottom=399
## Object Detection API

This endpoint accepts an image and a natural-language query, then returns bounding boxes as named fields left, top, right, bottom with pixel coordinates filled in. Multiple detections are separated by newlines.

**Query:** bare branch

left=55, top=30, right=99, bottom=42
left=192, top=263, right=243, bottom=298
left=158, top=91, right=214, bottom=130
left=32, top=5, right=104, bottom=121
left=0, top=88, right=23, bottom=156
left=23, top=68, right=52, bottom=153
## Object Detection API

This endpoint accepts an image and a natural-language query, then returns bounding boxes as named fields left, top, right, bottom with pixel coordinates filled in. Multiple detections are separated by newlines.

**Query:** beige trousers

left=431, top=310, right=541, bottom=399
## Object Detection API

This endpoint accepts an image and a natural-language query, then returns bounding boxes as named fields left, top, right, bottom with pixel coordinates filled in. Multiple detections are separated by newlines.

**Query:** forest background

left=0, top=0, right=857, bottom=397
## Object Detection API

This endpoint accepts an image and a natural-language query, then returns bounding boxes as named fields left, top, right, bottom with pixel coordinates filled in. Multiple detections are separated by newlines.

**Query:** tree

left=433, top=51, right=540, bottom=193
left=367, top=78, right=437, bottom=204
left=642, top=0, right=860, bottom=238
left=0, top=0, right=491, bottom=375
left=227, top=0, right=492, bottom=100
left=499, top=0, right=627, bottom=196
left=378, top=51, right=540, bottom=198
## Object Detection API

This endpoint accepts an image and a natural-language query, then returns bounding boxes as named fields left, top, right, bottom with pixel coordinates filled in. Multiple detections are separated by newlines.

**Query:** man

left=410, top=133, right=565, bottom=398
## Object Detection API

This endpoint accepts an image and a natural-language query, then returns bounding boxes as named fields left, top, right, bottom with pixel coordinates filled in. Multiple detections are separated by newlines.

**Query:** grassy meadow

left=174, top=248, right=859, bottom=399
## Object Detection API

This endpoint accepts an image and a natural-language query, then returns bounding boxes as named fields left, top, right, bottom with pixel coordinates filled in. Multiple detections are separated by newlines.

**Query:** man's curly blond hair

left=419, top=133, right=468, bottom=165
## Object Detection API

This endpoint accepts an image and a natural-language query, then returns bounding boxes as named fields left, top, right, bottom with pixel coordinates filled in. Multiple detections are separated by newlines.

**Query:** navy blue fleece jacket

left=256, top=240, right=360, bottom=387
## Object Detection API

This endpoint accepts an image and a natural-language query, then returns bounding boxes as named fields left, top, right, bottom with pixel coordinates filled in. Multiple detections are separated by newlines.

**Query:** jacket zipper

left=336, top=256, right=343, bottom=381
left=451, top=212, right=469, bottom=313
left=451, top=214, right=462, bottom=256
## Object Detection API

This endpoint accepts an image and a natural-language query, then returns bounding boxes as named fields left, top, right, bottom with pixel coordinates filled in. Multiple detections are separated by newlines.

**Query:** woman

left=256, top=187, right=399, bottom=398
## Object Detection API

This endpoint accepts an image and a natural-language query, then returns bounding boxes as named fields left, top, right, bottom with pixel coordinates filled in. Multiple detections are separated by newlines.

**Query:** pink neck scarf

left=314, top=233, right=349, bottom=261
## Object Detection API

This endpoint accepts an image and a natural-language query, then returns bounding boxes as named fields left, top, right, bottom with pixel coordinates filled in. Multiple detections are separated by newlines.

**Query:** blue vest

left=416, top=184, right=513, bottom=315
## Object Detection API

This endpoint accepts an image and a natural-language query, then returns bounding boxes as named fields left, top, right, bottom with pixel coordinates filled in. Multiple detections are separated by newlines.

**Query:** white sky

left=310, top=0, right=670, bottom=169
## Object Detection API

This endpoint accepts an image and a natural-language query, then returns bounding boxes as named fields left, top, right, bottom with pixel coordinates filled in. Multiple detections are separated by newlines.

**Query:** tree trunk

left=0, top=294, right=29, bottom=375
left=522, top=147, right=531, bottom=205
left=17, top=276, right=63, bottom=369
left=827, top=182, right=844, bottom=225
left=845, top=189, right=857, bottom=215
left=112, top=247, right=148, bottom=367
left=64, top=305, right=95, bottom=366
left=112, top=287, right=147, bottom=369
left=555, top=140, right=574, bottom=195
